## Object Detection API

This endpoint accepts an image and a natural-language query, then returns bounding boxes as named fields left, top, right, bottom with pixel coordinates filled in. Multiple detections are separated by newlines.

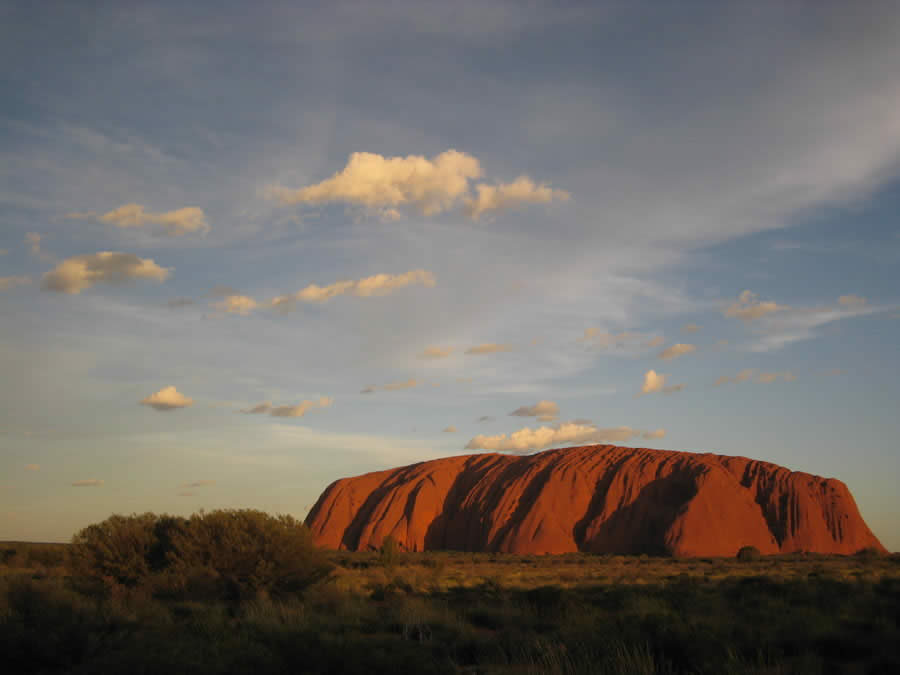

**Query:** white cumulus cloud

left=140, top=386, right=194, bottom=411
left=465, top=421, right=649, bottom=453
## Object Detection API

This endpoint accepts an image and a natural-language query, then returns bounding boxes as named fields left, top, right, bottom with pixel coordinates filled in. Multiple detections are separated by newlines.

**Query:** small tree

left=736, top=545, right=762, bottom=562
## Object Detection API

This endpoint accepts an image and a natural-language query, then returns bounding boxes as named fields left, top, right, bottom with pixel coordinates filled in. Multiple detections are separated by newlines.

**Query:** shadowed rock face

left=305, top=445, right=885, bottom=556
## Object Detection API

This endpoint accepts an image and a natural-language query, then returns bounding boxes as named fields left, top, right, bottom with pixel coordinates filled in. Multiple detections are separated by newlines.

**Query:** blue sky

left=2, top=1, right=899, bottom=549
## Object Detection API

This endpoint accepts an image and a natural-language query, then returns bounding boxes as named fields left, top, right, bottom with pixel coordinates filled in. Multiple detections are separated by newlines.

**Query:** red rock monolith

left=305, top=445, right=885, bottom=556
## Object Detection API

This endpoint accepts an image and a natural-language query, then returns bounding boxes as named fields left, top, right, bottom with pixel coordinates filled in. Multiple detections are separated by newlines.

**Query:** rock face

left=305, top=445, right=886, bottom=556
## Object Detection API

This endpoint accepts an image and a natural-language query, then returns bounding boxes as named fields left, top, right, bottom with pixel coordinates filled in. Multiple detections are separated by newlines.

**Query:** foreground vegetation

left=1, top=513, right=898, bottom=674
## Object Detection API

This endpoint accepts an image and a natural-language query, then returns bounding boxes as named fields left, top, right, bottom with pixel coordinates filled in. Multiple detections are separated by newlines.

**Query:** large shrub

left=70, top=510, right=332, bottom=599
left=168, top=509, right=332, bottom=600
left=69, top=513, right=162, bottom=586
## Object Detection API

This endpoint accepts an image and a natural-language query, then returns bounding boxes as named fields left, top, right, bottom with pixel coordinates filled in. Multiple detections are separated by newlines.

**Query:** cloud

left=140, top=386, right=194, bottom=411
left=419, top=346, right=454, bottom=359
left=24, top=232, right=54, bottom=262
left=641, top=369, right=666, bottom=394
left=0, top=276, right=31, bottom=291
left=271, top=269, right=435, bottom=311
left=443, top=426, right=457, bottom=433
left=746, top=301, right=891, bottom=352
left=642, top=429, right=666, bottom=440
left=360, top=386, right=376, bottom=394
left=41, top=252, right=171, bottom=294
left=382, top=378, right=418, bottom=391
left=465, top=421, right=651, bottom=453
left=268, top=149, right=482, bottom=217
left=24, top=464, right=40, bottom=471
left=681, top=323, right=700, bottom=334
left=465, top=176, right=570, bottom=219
left=181, top=480, right=215, bottom=488
left=724, top=290, right=788, bottom=321
left=0, top=248, right=6, bottom=255
left=714, top=369, right=796, bottom=385
left=838, top=294, right=867, bottom=307
left=72, top=479, right=103, bottom=487
left=509, top=400, right=559, bottom=420
left=242, top=402, right=273, bottom=414
left=268, top=150, right=567, bottom=220
left=167, top=297, right=194, bottom=308
left=658, top=343, right=696, bottom=360
left=266, top=396, right=334, bottom=417
left=477, top=416, right=494, bottom=423
left=757, top=371, right=797, bottom=384
left=465, top=343, right=512, bottom=355
left=212, top=294, right=258, bottom=315
left=69, top=203, right=210, bottom=236
left=645, top=336, right=665, bottom=348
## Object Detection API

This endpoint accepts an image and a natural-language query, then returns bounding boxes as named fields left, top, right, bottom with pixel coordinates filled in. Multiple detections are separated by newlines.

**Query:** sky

left=1, top=1, right=899, bottom=550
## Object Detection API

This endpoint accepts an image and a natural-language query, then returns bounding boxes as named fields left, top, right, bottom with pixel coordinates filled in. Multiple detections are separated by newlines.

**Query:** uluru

left=305, top=445, right=886, bottom=557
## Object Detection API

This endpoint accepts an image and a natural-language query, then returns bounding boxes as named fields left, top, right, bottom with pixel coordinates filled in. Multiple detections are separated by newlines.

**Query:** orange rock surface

left=305, top=445, right=886, bottom=556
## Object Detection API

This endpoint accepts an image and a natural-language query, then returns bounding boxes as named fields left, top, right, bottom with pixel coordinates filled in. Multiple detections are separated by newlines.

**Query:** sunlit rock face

left=305, top=445, right=885, bottom=557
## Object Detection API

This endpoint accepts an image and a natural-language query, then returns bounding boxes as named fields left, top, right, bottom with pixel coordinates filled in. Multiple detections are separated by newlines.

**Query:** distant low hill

left=305, top=444, right=886, bottom=556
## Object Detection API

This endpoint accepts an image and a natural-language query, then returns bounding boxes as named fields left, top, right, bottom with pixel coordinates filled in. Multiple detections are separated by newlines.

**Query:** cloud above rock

left=465, top=421, right=657, bottom=453
left=510, top=400, right=560, bottom=421
left=41, top=252, right=171, bottom=294
left=140, top=386, right=194, bottom=411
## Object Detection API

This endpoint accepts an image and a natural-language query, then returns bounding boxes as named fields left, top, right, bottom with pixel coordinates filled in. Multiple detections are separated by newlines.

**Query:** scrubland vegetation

left=2, top=511, right=899, bottom=674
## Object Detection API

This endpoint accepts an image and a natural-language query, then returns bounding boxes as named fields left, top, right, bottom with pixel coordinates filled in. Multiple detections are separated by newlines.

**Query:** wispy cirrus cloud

left=71, top=479, right=103, bottom=487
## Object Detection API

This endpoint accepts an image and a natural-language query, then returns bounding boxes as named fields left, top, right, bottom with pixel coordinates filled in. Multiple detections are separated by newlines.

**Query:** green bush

left=736, top=545, right=762, bottom=562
